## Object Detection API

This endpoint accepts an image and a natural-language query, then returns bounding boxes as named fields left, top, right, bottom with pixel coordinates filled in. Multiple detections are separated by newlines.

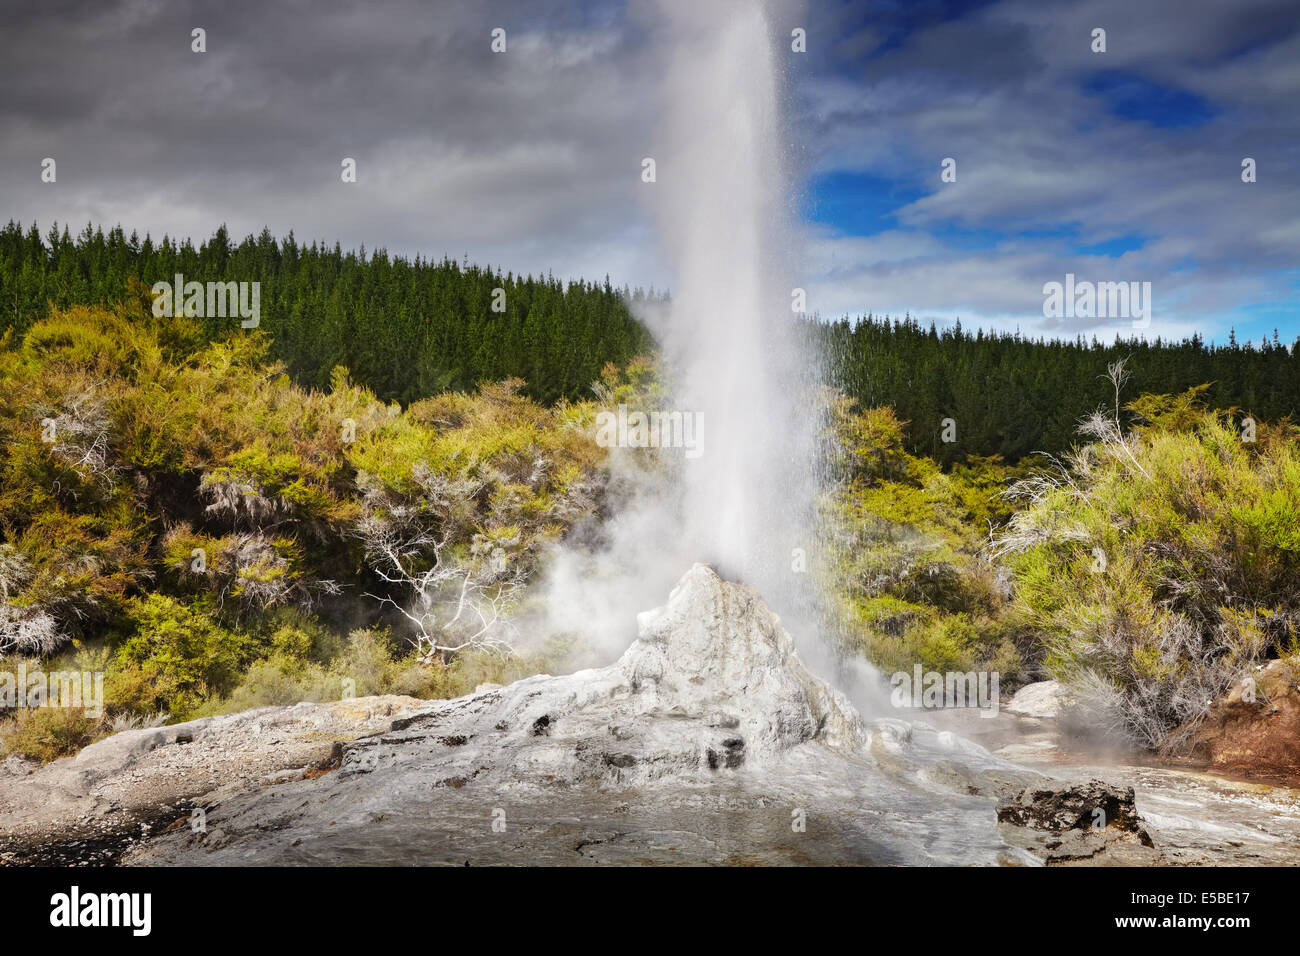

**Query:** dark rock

left=997, top=779, right=1161, bottom=865
left=997, top=779, right=1143, bottom=832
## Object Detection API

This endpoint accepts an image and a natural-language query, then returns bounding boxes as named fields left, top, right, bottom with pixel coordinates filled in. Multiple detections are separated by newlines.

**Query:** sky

left=0, top=0, right=1296, bottom=346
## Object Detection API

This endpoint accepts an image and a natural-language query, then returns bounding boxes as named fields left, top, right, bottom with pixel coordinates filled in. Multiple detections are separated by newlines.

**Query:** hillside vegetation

left=1, top=232, right=1296, bottom=763
left=0, top=292, right=615, bottom=759
left=6, top=222, right=1295, bottom=460
left=994, top=373, right=1300, bottom=746
left=819, top=393, right=1026, bottom=680
left=0, top=221, right=657, bottom=405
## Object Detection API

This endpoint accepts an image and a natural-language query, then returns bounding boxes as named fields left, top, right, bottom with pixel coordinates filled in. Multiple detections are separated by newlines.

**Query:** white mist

left=540, top=0, right=881, bottom=711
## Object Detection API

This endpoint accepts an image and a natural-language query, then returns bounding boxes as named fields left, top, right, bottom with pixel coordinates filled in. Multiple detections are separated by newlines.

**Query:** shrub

left=821, top=393, right=1023, bottom=680
left=0, top=706, right=104, bottom=762
left=995, top=376, right=1300, bottom=747
left=114, top=594, right=256, bottom=719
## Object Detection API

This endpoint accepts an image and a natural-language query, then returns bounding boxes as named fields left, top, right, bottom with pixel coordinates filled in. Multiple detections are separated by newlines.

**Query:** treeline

left=5, top=221, right=1297, bottom=463
left=817, top=314, right=1300, bottom=463
left=0, top=221, right=659, bottom=405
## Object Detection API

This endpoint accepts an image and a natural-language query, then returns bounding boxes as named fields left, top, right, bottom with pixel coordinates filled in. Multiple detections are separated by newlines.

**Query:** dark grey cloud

left=0, top=0, right=669, bottom=285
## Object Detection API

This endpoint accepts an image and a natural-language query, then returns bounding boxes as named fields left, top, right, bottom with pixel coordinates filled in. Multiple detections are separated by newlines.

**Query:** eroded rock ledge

left=997, top=780, right=1160, bottom=865
left=0, top=696, right=427, bottom=864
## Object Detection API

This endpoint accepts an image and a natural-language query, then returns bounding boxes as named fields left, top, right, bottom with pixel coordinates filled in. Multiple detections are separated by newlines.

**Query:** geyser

left=652, top=0, right=815, bottom=594
left=542, top=0, right=833, bottom=656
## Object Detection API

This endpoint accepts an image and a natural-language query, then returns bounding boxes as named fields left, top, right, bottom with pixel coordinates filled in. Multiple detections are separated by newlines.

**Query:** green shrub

left=114, top=594, right=256, bottom=719
left=996, top=382, right=1300, bottom=747
left=821, top=395, right=1024, bottom=680
left=0, top=706, right=104, bottom=762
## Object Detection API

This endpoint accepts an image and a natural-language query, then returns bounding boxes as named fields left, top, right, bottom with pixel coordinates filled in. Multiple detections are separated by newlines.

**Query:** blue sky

left=791, top=0, right=1300, bottom=345
left=0, top=0, right=1294, bottom=347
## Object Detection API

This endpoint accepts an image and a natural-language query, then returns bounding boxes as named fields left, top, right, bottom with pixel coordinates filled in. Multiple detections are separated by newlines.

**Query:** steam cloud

left=534, top=0, right=884, bottom=714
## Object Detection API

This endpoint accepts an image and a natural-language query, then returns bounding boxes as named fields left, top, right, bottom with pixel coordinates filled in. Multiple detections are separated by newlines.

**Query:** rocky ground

left=3, top=564, right=1298, bottom=866
left=0, top=696, right=428, bottom=864
left=920, top=681, right=1300, bottom=866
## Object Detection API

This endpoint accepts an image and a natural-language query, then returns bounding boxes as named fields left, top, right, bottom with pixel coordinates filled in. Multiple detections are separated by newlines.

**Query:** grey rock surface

left=916, top=701, right=1300, bottom=865
left=996, top=779, right=1162, bottom=865
left=0, top=694, right=428, bottom=862
left=124, top=564, right=1053, bottom=865
left=23, top=564, right=1281, bottom=866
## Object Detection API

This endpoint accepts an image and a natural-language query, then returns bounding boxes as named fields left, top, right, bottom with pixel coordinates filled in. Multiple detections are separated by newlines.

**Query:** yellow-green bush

left=0, top=302, right=619, bottom=758
left=821, top=395, right=1024, bottom=680
left=997, top=386, right=1300, bottom=746
left=113, top=595, right=256, bottom=719
left=0, top=706, right=104, bottom=763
